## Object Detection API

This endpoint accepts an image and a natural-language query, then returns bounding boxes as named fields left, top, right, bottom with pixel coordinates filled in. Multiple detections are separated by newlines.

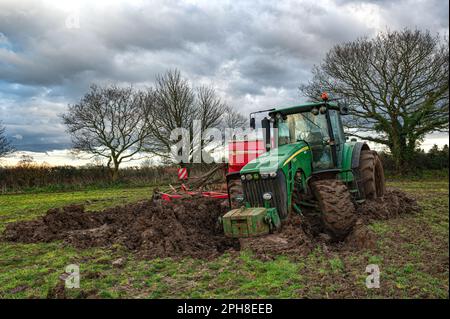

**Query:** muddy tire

left=311, top=179, right=357, bottom=241
left=291, top=171, right=303, bottom=214
left=358, top=150, right=386, bottom=199
left=228, top=179, right=243, bottom=209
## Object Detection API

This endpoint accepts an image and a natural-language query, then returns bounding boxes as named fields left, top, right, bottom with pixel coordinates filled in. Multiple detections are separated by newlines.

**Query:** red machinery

left=226, top=139, right=266, bottom=207
left=157, top=139, right=266, bottom=203
left=228, top=139, right=265, bottom=173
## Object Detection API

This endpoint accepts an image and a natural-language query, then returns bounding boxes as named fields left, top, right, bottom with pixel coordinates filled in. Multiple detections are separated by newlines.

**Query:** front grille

left=242, top=171, right=288, bottom=218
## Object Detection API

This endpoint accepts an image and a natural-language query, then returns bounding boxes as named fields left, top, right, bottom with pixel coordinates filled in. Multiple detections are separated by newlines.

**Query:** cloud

left=0, top=0, right=448, bottom=154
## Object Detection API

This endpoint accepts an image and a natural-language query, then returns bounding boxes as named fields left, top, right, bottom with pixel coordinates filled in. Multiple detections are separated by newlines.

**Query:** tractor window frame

left=278, top=112, right=331, bottom=146
left=328, top=110, right=345, bottom=146
left=277, top=112, right=334, bottom=170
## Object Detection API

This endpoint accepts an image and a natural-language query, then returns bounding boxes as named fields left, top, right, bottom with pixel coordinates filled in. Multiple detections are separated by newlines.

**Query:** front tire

left=311, top=179, right=357, bottom=241
left=227, top=179, right=243, bottom=209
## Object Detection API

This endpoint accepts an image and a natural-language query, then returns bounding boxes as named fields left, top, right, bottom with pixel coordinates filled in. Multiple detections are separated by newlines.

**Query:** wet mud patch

left=240, top=214, right=314, bottom=260
left=240, top=188, right=420, bottom=258
left=2, top=197, right=239, bottom=259
left=1, top=188, right=420, bottom=259
left=356, top=188, right=420, bottom=222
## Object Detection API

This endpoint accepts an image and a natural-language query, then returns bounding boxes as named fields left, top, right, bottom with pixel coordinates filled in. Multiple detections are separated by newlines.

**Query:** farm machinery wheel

left=227, top=178, right=244, bottom=209
left=358, top=150, right=386, bottom=199
left=311, top=179, right=357, bottom=241
left=291, top=171, right=303, bottom=214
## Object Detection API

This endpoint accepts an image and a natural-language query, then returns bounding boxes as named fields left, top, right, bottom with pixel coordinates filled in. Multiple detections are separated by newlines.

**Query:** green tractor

left=222, top=94, right=386, bottom=240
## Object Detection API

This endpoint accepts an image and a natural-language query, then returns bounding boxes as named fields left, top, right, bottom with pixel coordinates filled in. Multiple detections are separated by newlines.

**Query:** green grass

left=1, top=180, right=160, bottom=195
left=0, top=179, right=448, bottom=298
left=0, top=186, right=153, bottom=232
left=385, top=169, right=448, bottom=181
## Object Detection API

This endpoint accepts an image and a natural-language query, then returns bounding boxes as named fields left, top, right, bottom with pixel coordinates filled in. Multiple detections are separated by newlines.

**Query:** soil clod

left=1, top=188, right=420, bottom=259
left=2, top=197, right=239, bottom=259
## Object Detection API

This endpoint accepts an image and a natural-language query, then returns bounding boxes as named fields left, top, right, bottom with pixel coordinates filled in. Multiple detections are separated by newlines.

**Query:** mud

left=46, top=282, right=66, bottom=299
left=240, top=214, right=314, bottom=260
left=344, top=219, right=377, bottom=250
left=237, top=188, right=419, bottom=258
left=2, top=197, right=239, bottom=259
left=356, top=188, right=420, bottom=222
left=1, top=188, right=420, bottom=259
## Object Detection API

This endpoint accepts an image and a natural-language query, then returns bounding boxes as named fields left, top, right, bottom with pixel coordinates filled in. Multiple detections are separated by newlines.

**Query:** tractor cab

left=269, top=96, right=348, bottom=171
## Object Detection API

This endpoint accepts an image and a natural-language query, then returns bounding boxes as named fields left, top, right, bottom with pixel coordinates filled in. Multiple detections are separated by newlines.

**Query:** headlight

left=269, top=171, right=277, bottom=178
left=262, top=192, right=272, bottom=201
left=240, top=175, right=246, bottom=181
left=253, top=173, right=259, bottom=180
left=245, top=174, right=253, bottom=180
left=261, top=173, right=269, bottom=179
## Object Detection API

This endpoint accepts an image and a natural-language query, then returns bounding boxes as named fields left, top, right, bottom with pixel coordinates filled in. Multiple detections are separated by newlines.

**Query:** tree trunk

left=111, top=168, right=119, bottom=181
left=111, top=159, right=120, bottom=182
left=389, top=135, right=416, bottom=174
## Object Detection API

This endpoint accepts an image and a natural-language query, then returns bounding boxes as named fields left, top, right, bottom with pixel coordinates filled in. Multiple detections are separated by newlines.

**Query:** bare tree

left=145, top=69, right=228, bottom=165
left=18, top=154, right=34, bottom=166
left=300, top=29, right=449, bottom=172
left=222, top=107, right=247, bottom=129
left=144, top=70, right=195, bottom=159
left=61, top=85, right=153, bottom=180
left=0, top=122, right=14, bottom=158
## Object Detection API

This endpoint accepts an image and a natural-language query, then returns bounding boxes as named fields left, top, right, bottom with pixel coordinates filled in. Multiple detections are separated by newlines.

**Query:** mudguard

left=351, top=142, right=370, bottom=169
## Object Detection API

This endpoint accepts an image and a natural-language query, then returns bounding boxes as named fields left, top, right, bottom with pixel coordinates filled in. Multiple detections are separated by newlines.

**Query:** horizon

left=0, top=0, right=449, bottom=166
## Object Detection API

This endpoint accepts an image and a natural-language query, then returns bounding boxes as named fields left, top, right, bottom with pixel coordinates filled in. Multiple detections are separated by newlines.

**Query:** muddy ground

left=1, top=188, right=420, bottom=259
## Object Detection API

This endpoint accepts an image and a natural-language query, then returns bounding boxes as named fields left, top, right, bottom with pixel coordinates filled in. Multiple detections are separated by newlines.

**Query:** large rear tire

left=358, top=150, right=386, bottom=199
left=311, top=179, right=357, bottom=241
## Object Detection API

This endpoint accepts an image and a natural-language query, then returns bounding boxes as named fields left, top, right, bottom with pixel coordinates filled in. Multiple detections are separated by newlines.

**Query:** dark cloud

left=0, top=0, right=448, bottom=152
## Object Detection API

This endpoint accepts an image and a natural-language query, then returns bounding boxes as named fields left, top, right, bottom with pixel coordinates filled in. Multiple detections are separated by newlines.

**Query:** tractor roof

left=269, top=101, right=339, bottom=117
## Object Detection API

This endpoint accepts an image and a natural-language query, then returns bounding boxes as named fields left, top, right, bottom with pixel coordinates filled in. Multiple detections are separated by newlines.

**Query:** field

left=0, top=178, right=448, bottom=299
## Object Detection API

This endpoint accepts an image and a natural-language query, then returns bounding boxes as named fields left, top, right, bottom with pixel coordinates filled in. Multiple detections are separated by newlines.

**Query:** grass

left=0, top=178, right=448, bottom=298
left=1, top=180, right=160, bottom=195
left=0, top=186, right=153, bottom=232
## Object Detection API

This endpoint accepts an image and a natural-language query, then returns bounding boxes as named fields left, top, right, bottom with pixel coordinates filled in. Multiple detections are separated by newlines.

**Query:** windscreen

left=278, top=112, right=333, bottom=170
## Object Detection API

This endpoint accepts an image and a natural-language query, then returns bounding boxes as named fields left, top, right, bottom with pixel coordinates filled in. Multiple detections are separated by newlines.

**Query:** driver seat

left=306, top=131, right=325, bottom=158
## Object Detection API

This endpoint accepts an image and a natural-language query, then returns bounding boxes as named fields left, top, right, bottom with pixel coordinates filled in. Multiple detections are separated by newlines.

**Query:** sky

left=0, top=0, right=449, bottom=166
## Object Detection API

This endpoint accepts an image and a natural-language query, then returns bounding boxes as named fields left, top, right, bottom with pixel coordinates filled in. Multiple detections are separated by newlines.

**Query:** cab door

left=327, top=109, right=346, bottom=168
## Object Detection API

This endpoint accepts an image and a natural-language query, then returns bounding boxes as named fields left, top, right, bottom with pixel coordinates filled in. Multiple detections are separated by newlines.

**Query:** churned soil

left=2, top=197, right=239, bottom=259
left=2, top=188, right=420, bottom=259
left=356, top=187, right=421, bottom=221
left=240, top=214, right=314, bottom=260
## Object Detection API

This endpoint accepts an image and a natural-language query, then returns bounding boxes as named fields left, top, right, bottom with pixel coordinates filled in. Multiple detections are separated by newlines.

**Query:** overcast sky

left=0, top=0, right=449, bottom=165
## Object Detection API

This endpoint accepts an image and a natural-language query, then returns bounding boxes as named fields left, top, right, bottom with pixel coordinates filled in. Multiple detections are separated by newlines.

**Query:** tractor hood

left=240, top=142, right=310, bottom=174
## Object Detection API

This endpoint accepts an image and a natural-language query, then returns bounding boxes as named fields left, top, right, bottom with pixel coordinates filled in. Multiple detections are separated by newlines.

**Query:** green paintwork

left=265, top=208, right=281, bottom=230
left=223, top=101, right=363, bottom=238
left=240, top=142, right=311, bottom=175
left=222, top=207, right=281, bottom=238
left=339, top=142, right=357, bottom=182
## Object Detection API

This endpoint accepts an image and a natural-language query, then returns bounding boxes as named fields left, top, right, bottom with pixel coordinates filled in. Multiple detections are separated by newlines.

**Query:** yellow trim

left=283, top=146, right=310, bottom=166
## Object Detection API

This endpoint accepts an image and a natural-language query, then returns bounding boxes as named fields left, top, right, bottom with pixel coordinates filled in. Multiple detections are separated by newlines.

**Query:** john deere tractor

left=222, top=94, right=385, bottom=240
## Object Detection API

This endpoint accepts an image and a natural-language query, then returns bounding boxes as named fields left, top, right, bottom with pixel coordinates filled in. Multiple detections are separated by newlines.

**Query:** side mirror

left=250, top=117, right=256, bottom=129
left=261, top=117, right=271, bottom=151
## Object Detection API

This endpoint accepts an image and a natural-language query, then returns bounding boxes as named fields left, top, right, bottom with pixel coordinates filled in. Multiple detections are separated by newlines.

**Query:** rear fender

left=351, top=142, right=370, bottom=169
